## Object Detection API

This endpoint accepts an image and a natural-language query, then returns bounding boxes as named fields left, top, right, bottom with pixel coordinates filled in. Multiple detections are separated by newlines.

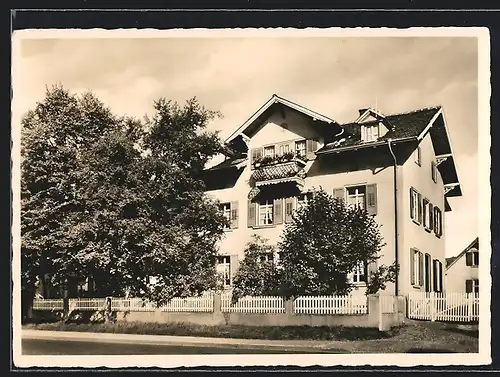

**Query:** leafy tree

left=277, top=188, right=395, bottom=298
left=21, top=85, right=121, bottom=301
left=21, top=86, right=227, bottom=307
left=231, top=235, right=282, bottom=301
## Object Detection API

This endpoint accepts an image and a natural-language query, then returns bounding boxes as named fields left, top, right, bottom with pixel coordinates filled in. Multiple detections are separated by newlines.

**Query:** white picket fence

left=221, top=294, right=285, bottom=313
left=160, top=294, right=214, bottom=312
left=111, top=295, right=214, bottom=312
left=294, top=295, right=367, bottom=315
left=32, top=298, right=64, bottom=311
left=111, top=298, right=157, bottom=312
left=408, top=292, right=479, bottom=322
left=69, top=298, right=107, bottom=311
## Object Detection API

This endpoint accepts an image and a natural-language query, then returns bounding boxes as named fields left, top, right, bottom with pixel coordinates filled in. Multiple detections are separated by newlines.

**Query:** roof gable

left=224, top=94, right=343, bottom=144
left=446, top=237, right=480, bottom=270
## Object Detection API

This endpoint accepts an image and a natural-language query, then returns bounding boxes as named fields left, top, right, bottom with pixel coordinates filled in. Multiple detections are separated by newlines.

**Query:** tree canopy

left=231, top=235, right=282, bottom=300
left=233, top=189, right=397, bottom=299
left=21, top=85, right=227, bottom=305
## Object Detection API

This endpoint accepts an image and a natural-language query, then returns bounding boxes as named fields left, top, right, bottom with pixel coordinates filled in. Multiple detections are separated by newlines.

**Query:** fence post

left=430, top=292, right=436, bottom=322
left=285, top=297, right=294, bottom=316
left=105, top=297, right=112, bottom=322
left=467, top=293, right=473, bottom=322
left=213, top=293, right=222, bottom=315
left=367, top=295, right=380, bottom=328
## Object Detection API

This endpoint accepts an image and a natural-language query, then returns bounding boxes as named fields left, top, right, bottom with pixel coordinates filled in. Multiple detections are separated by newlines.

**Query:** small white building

left=445, top=237, right=479, bottom=294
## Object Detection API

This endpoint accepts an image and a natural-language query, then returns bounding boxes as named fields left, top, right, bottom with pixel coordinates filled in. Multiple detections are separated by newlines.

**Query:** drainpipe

left=387, top=139, right=399, bottom=296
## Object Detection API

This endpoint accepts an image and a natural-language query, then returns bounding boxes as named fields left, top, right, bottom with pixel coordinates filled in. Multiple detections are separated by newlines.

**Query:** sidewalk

left=21, top=329, right=340, bottom=351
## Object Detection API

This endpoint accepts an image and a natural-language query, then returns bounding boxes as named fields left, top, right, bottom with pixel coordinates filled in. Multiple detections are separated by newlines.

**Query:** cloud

left=13, top=34, right=480, bottom=258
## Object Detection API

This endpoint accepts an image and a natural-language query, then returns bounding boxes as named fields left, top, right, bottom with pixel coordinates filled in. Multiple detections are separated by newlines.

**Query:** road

left=22, top=338, right=345, bottom=355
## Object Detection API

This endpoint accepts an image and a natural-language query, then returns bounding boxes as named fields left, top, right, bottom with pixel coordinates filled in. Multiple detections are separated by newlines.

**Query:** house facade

left=203, top=94, right=462, bottom=296
left=445, top=237, right=480, bottom=294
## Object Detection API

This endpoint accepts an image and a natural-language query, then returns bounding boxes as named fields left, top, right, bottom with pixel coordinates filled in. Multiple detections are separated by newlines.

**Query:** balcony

left=251, top=153, right=307, bottom=188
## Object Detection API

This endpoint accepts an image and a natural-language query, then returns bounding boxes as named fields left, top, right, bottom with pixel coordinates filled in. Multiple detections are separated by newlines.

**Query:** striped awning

left=255, top=176, right=304, bottom=189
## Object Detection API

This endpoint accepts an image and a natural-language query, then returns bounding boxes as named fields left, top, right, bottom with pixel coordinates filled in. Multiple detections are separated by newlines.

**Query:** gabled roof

left=316, top=105, right=462, bottom=202
left=224, top=94, right=342, bottom=143
left=446, top=237, right=480, bottom=270
left=205, top=157, right=247, bottom=171
left=317, top=107, right=442, bottom=153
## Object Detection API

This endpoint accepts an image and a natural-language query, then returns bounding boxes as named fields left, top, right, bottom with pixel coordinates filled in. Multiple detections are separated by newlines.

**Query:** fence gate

left=407, top=292, right=479, bottom=322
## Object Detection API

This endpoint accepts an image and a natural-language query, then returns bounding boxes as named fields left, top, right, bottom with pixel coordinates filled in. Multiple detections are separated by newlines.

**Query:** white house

left=445, top=237, right=479, bottom=294
left=203, top=94, right=462, bottom=296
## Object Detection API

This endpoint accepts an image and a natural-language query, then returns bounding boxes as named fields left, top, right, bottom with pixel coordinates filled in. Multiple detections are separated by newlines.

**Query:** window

left=219, top=202, right=231, bottom=229
left=259, top=253, right=274, bottom=263
left=423, top=199, right=433, bottom=232
left=336, top=185, right=377, bottom=216
left=432, top=259, right=443, bottom=292
left=346, top=186, right=366, bottom=210
left=295, top=140, right=306, bottom=157
left=259, top=198, right=274, bottom=226
left=433, top=207, right=443, bottom=237
left=466, top=279, right=479, bottom=294
left=350, top=262, right=366, bottom=284
left=414, top=146, right=421, bottom=166
left=297, top=192, right=313, bottom=209
left=279, top=143, right=290, bottom=156
left=219, top=201, right=239, bottom=229
left=264, top=145, right=275, bottom=158
left=362, top=124, right=380, bottom=142
left=424, top=254, right=432, bottom=292
left=411, top=249, right=424, bottom=286
left=216, top=256, right=231, bottom=287
left=410, top=188, right=422, bottom=225
left=466, top=249, right=479, bottom=267
left=431, top=161, right=437, bottom=183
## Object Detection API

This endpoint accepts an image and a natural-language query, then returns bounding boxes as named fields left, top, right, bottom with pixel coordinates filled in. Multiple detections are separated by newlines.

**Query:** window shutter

left=230, top=255, right=239, bottom=286
left=285, top=197, right=294, bottom=223
left=410, top=189, right=415, bottom=220
left=274, top=198, right=283, bottom=225
left=418, top=252, right=424, bottom=286
left=333, top=187, right=345, bottom=202
left=429, top=203, right=434, bottom=230
left=465, top=279, right=473, bottom=294
left=410, top=250, right=415, bottom=285
left=437, top=208, right=442, bottom=237
left=230, top=201, right=239, bottom=229
left=432, top=260, right=438, bottom=292
left=366, top=184, right=378, bottom=215
left=417, top=192, right=423, bottom=224
left=466, top=252, right=473, bottom=266
left=306, top=139, right=318, bottom=160
left=438, top=262, right=443, bottom=292
left=247, top=200, right=256, bottom=228
left=433, top=206, right=438, bottom=234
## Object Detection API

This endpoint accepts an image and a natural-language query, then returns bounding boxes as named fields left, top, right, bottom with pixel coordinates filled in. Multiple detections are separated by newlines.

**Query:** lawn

left=22, top=319, right=478, bottom=353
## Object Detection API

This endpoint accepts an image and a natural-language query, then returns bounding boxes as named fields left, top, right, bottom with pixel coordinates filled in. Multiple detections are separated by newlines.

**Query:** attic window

left=361, top=124, right=380, bottom=142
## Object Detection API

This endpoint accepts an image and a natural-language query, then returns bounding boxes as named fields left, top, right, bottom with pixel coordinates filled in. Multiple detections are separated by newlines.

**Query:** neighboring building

left=445, top=237, right=480, bottom=294
left=203, top=94, right=462, bottom=296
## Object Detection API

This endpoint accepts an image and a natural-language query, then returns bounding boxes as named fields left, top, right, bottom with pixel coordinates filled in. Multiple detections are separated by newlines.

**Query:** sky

left=12, top=32, right=481, bottom=258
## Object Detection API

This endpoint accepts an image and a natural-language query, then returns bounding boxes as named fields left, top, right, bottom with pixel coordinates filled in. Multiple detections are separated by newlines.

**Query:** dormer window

left=361, top=123, right=381, bottom=142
